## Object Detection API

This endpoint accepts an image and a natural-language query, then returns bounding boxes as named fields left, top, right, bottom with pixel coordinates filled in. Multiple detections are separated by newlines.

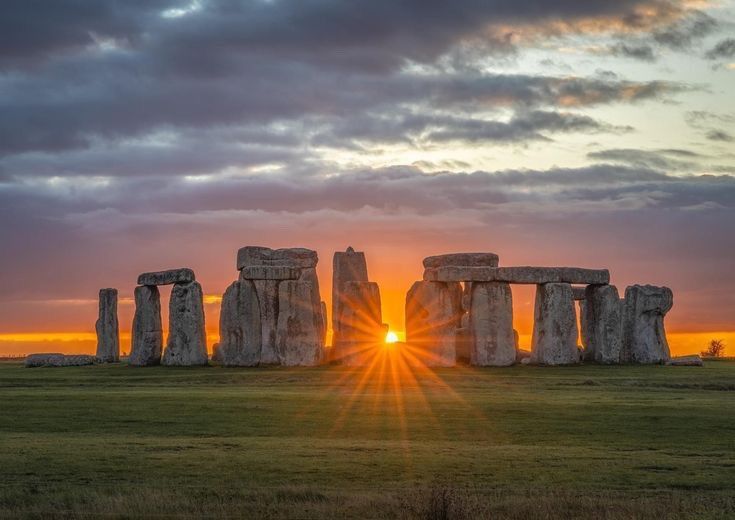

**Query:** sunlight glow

left=385, top=331, right=399, bottom=344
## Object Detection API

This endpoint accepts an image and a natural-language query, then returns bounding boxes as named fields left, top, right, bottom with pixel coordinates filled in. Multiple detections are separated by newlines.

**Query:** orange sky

left=1, top=247, right=732, bottom=357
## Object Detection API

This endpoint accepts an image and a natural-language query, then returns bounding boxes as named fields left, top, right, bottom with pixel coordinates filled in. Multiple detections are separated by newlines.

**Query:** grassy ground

left=0, top=355, right=734, bottom=519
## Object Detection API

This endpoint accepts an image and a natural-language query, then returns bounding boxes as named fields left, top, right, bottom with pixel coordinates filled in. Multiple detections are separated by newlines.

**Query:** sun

left=385, top=331, right=399, bottom=344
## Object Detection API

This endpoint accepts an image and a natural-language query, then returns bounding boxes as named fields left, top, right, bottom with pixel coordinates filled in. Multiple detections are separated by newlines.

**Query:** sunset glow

left=385, top=331, right=399, bottom=344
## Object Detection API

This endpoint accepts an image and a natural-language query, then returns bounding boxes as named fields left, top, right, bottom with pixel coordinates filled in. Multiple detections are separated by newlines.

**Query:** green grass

left=0, top=358, right=734, bottom=519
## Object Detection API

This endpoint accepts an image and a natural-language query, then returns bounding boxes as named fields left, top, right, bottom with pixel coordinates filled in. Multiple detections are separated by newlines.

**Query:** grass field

left=0, top=356, right=734, bottom=519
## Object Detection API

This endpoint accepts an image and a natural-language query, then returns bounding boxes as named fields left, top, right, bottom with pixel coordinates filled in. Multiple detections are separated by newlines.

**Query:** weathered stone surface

left=583, top=285, right=624, bottom=364
left=425, top=266, right=610, bottom=285
left=240, top=265, right=301, bottom=280
left=622, top=285, right=673, bottom=364
left=469, top=282, right=516, bottom=366
left=162, top=281, right=208, bottom=366
left=252, top=279, right=279, bottom=364
left=530, top=283, right=580, bottom=365
left=405, top=281, right=462, bottom=367
left=516, top=349, right=531, bottom=362
left=25, top=353, right=97, bottom=368
left=218, top=280, right=262, bottom=366
left=211, top=342, right=221, bottom=363
left=666, top=355, right=703, bottom=366
left=332, top=247, right=369, bottom=348
left=137, top=268, right=195, bottom=286
left=572, top=287, right=587, bottom=300
left=321, top=301, right=328, bottom=346
left=336, top=281, right=383, bottom=366
left=237, top=246, right=318, bottom=270
left=95, top=288, right=119, bottom=363
left=276, top=281, right=323, bottom=366
left=423, top=252, right=499, bottom=269
left=299, top=267, right=325, bottom=344
left=129, top=285, right=163, bottom=366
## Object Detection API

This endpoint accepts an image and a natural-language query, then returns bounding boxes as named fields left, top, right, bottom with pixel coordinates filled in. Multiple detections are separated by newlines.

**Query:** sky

left=1, top=0, right=734, bottom=356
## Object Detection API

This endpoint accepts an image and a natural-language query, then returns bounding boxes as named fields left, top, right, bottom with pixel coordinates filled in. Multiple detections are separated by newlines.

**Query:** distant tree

left=701, top=339, right=726, bottom=358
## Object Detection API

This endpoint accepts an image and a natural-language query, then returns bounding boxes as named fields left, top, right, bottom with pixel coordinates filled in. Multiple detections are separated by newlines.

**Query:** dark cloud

left=652, top=11, right=717, bottom=50
left=705, top=38, right=735, bottom=60
left=608, top=43, right=657, bottom=61
left=706, top=130, right=734, bottom=143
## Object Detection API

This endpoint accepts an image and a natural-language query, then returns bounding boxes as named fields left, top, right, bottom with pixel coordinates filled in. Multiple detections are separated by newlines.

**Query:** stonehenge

left=583, top=285, right=624, bottom=364
left=80, top=246, right=677, bottom=370
left=129, top=285, right=163, bottom=366
left=621, top=285, right=673, bottom=364
left=26, top=353, right=98, bottom=368
left=130, top=268, right=206, bottom=367
left=276, top=281, right=324, bottom=366
left=530, top=283, right=579, bottom=365
left=218, top=246, right=325, bottom=366
left=336, top=281, right=385, bottom=366
left=95, top=288, right=119, bottom=363
left=469, top=282, right=516, bottom=366
left=407, top=252, right=673, bottom=367
left=162, top=280, right=208, bottom=366
left=405, top=280, right=463, bottom=367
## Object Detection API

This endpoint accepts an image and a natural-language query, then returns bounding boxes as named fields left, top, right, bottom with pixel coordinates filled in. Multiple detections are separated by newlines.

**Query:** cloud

left=706, top=130, right=734, bottom=143
left=608, top=43, right=657, bottom=61
left=705, top=38, right=735, bottom=60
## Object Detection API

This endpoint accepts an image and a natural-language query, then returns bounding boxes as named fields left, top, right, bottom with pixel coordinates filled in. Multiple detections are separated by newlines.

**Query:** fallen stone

left=129, top=285, right=163, bottom=366
left=162, top=281, right=208, bottom=366
left=25, top=353, right=98, bottom=368
left=332, top=247, right=369, bottom=348
left=666, top=355, right=703, bottom=366
left=469, top=282, right=516, bottom=366
left=425, top=266, right=610, bottom=285
left=520, top=357, right=531, bottom=365
left=530, top=283, right=580, bottom=365
left=240, top=265, right=301, bottom=280
left=405, top=281, right=463, bottom=367
left=95, top=288, right=119, bottom=363
left=423, top=252, right=499, bottom=269
left=236, top=246, right=318, bottom=270
left=583, top=285, right=624, bottom=364
left=622, top=284, right=673, bottom=364
left=218, top=280, right=262, bottom=366
left=335, top=281, right=383, bottom=366
left=252, top=279, right=279, bottom=364
left=276, top=280, right=323, bottom=366
left=137, top=268, right=195, bottom=286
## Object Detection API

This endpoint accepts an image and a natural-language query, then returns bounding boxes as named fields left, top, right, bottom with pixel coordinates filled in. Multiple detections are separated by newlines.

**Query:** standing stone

left=130, top=285, right=163, bottom=366
left=456, top=312, right=471, bottom=363
left=622, top=285, right=673, bottom=364
left=405, top=281, right=463, bottom=367
left=320, top=301, right=328, bottom=345
left=276, top=281, right=323, bottom=366
left=583, top=285, right=624, bottom=364
left=299, top=267, right=325, bottom=344
left=253, top=279, right=279, bottom=364
left=218, top=280, right=262, bottom=366
left=332, top=247, right=369, bottom=348
left=469, top=282, right=516, bottom=366
left=337, top=281, right=383, bottom=366
left=95, top=288, right=119, bottom=363
left=530, top=283, right=579, bottom=365
left=162, top=281, right=208, bottom=366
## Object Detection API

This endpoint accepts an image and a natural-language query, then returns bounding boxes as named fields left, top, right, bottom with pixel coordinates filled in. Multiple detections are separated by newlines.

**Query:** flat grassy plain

left=0, top=356, right=734, bottom=519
